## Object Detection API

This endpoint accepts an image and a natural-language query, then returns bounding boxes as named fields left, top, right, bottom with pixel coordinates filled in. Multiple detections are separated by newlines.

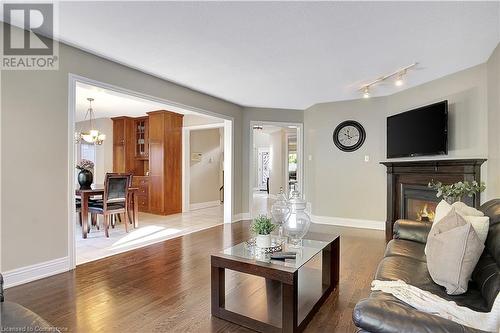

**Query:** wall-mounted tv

left=387, top=100, right=448, bottom=158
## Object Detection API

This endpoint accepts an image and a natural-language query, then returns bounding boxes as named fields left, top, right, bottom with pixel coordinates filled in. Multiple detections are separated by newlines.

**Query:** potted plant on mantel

left=76, top=159, right=94, bottom=190
left=251, top=215, right=276, bottom=248
left=428, top=180, right=486, bottom=204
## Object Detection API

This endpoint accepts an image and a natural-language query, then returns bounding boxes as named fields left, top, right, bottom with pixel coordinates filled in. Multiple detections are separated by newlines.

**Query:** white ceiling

left=75, top=82, right=220, bottom=122
left=45, top=2, right=500, bottom=109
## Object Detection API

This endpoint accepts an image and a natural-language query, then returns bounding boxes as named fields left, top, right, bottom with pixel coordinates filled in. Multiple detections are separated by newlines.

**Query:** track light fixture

left=359, top=63, right=417, bottom=99
left=363, top=87, right=370, bottom=99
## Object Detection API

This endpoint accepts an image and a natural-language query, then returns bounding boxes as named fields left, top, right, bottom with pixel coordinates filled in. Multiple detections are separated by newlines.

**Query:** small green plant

left=428, top=180, right=486, bottom=202
left=251, top=215, right=276, bottom=235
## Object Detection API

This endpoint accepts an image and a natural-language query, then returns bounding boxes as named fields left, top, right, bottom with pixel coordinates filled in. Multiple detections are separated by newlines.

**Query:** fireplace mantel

left=380, top=158, right=486, bottom=242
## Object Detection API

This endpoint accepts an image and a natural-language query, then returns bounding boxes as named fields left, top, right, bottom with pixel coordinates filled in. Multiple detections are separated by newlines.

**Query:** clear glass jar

left=283, top=190, right=311, bottom=246
left=270, top=188, right=291, bottom=238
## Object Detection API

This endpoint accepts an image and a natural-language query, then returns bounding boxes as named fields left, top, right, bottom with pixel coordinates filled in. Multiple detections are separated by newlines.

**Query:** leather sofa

left=0, top=274, right=60, bottom=332
left=353, top=199, right=500, bottom=333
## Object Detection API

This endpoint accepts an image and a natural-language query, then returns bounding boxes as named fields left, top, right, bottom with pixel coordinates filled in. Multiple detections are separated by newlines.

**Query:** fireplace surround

left=381, top=159, right=486, bottom=242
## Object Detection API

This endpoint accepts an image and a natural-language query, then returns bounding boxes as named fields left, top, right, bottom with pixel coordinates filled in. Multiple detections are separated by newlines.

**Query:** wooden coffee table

left=211, top=235, right=340, bottom=333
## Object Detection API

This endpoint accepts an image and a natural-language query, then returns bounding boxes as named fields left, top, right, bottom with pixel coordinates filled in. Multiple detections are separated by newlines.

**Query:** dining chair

left=88, top=173, right=130, bottom=237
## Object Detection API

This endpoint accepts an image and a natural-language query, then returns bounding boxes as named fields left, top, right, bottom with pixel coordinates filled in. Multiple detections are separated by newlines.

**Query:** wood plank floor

left=5, top=221, right=386, bottom=333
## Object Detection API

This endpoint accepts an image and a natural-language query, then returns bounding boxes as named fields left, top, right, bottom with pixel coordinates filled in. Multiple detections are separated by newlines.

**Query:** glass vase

left=283, top=189, right=311, bottom=247
left=270, top=188, right=291, bottom=239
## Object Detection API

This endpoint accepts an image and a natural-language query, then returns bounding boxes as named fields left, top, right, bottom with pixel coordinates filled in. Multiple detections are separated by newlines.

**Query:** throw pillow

left=426, top=208, right=484, bottom=295
left=425, top=200, right=489, bottom=255
left=434, top=200, right=452, bottom=224
left=452, top=201, right=484, bottom=217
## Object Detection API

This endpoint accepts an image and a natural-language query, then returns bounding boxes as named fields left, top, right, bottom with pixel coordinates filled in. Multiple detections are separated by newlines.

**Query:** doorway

left=68, top=74, right=234, bottom=268
left=249, top=121, right=303, bottom=218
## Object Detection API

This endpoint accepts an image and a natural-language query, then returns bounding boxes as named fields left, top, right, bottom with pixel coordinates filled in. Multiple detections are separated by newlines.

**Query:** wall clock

left=333, top=120, right=366, bottom=152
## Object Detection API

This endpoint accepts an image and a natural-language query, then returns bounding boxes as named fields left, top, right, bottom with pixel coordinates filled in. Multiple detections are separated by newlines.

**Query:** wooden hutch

left=111, top=110, right=183, bottom=215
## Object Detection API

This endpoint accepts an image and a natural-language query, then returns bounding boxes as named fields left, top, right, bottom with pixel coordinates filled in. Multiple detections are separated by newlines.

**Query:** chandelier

left=76, top=98, right=106, bottom=145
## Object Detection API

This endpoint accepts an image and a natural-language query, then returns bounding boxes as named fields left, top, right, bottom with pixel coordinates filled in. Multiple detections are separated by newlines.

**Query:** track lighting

left=359, top=63, right=417, bottom=98
left=363, top=87, right=371, bottom=99
left=395, top=72, right=404, bottom=86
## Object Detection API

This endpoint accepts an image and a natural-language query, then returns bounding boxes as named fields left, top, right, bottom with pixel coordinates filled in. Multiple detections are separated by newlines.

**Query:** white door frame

left=182, top=123, right=225, bottom=213
left=68, top=74, right=234, bottom=269
left=248, top=121, right=304, bottom=218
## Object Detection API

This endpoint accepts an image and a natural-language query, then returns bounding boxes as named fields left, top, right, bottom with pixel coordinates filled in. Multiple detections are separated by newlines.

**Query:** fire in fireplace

left=401, top=184, right=440, bottom=222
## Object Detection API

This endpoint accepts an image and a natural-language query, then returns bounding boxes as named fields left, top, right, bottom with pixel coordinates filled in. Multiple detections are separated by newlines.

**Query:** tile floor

left=76, top=204, right=223, bottom=265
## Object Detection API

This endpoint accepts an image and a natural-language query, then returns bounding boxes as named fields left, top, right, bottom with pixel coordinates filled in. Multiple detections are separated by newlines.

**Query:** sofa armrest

left=393, top=219, right=432, bottom=244
left=353, top=295, right=487, bottom=333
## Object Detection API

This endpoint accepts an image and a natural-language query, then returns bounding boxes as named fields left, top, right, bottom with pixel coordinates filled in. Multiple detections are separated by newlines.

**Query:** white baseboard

left=189, top=200, right=221, bottom=211
left=3, top=256, right=70, bottom=289
left=311, top=214, right=385, bottom=230
left=232, top=212, right=252, bottom=222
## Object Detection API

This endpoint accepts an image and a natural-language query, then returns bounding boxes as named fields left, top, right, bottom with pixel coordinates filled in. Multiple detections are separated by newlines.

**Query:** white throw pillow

left=452, top=201, right=484, bottom=217
left=425, top=200, right=489, bottom=255
left=434, top=200, right=452, bottom=225
left=462, top=215, right=489, bottom=244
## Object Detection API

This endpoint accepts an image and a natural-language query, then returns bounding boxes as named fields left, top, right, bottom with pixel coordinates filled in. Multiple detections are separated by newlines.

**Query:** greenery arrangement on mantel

left=428, top=180, right=486, bottom=203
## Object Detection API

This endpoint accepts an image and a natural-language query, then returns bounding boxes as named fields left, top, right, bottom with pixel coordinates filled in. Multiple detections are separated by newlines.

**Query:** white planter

left=256, top=234, right=272, bottom=248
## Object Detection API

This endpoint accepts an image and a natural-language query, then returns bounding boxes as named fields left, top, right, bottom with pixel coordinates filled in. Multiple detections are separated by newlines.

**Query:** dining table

left=75, top=185, right=139, bottom=239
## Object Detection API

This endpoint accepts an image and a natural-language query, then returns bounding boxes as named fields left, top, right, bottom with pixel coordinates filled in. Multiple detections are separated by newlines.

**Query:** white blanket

left=371, top=280, right=500, bottom=332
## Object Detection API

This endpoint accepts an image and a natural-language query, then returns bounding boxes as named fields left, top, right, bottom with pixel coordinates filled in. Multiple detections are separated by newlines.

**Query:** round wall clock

left=333, top=120, right=366, bottom=152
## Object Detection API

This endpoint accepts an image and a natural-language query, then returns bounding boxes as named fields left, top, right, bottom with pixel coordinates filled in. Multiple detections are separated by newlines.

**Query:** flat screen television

left=387, top=100, right=448, bottom=158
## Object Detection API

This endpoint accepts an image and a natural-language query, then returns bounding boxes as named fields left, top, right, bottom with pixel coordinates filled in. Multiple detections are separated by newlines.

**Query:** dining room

left=72, top=80, right=229, bottom=265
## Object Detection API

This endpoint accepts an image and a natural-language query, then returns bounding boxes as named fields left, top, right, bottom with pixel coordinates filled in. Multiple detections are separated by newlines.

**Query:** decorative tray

left=246, top=237, right=285, bottom=254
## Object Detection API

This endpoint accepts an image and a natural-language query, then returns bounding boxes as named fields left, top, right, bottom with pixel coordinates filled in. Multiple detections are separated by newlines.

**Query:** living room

left=1, top=2, right=499, bottom=333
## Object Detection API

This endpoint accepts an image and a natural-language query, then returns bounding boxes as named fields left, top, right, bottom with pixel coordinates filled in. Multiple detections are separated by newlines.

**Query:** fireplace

left=401, top=185, right=439, bottom=222
left=381, top=159, right=486, bottom=242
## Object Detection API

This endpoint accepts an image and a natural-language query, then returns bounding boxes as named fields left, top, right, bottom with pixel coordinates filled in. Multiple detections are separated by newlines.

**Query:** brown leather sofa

left=353, top=199, right=500, bottom=333
left=0, top=274, right=60, bottom=332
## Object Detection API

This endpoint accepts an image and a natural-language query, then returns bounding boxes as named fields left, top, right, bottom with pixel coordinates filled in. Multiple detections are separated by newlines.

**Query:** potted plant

left=251, top=215, right=276, bottom=248
left=428, top=180, right=486, bottom=203
left=76, top=159, right=94, bottom=190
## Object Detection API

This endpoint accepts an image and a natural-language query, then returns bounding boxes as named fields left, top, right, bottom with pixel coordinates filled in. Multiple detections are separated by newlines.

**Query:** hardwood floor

left=5, top=221, right=385, bottom=333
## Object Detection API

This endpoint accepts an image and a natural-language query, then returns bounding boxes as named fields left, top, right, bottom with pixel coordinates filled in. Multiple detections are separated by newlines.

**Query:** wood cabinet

left=148, top=110, right=183, bottom=215
left=132, top=176, right=150, bottom=212
left=112, top=117, right=135, bottom=174
left=112, top=111, right=183, bottom=215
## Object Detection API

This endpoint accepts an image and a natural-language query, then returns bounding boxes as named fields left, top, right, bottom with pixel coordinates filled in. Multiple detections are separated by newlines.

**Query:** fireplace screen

left=401, top=185, right=440, bottom=223
left=406, top=198, right=438, bottom=222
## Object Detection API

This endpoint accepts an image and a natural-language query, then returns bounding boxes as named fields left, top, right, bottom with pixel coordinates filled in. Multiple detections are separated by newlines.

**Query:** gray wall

left=487, top=44, right=500, bottom=199
left=189, top=128, right=223, bottom=204
left=305, top=56, right=498, bottom=224
left=1, top=25, right=244, bottom=272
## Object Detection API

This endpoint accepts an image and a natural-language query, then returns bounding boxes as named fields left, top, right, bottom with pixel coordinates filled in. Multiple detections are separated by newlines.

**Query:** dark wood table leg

left=81, top=192, right=89, bottom=239
left=322, top=237, right=340, bottom=291
left=211, top=265, right=225, bottom=316
left=282, top=273, right=298, bottom=333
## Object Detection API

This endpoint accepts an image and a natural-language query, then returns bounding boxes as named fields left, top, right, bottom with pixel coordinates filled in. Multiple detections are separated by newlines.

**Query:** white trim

left=248, top=121, right=304, bottom=216
left=311, top=214, right=385, bottom=230
left=68, top=74, right=235, bottom=269
left=232, top=212, right=252, bottom=223
left=3, top=257, right=70, bottom=289
left=190, top=200, right=221, bottom=211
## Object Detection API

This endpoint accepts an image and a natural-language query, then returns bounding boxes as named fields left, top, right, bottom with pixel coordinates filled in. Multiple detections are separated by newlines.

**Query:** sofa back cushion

left=473, top=199, right=500, bottom=310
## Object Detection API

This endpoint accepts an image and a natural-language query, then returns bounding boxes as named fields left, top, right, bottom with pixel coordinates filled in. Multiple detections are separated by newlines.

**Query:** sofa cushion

left=353, top=292, right=488, bottom=333
left=384, top=239, right=426, bottom=262
left=426, top=208, right=484, bottom=295
left=375, top=256, right=488, bottom=311
left=1, top=301, right=58, bottom=331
